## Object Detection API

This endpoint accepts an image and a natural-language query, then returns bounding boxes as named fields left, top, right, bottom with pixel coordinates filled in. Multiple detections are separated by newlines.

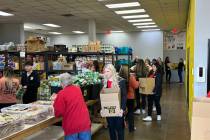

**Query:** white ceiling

left=0, top=0, right=189, bottom=34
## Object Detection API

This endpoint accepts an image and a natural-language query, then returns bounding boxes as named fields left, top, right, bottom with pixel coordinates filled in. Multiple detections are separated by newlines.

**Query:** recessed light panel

left=43, top=24, right=61, bottom=28
left=106, top=2, right=140, bottom=9
left=122, top=14, right=149, bottom=19
left=142, top=29, right=160, bottom=31
left=115, top=9, right=145, bottom=14
left=137, top=25, right=158, bottom=28
left=0, top=11, right=14, bottom=16
left=49, top=32, right=62, bottom=35
left=133, top=22, right=155, bottom=26
left=128, top=19, right=153, bottom=23
left=72, top=31, right=85, bottom=34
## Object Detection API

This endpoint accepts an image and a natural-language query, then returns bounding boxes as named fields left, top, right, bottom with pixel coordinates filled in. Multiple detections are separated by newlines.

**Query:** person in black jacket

left=21, top=61, right=40, bottom=104
left=178, top=58, right=184, bottom=83
left=165, top=56, right=171, bottom=83
left=143, top=62, right=162, bottom=122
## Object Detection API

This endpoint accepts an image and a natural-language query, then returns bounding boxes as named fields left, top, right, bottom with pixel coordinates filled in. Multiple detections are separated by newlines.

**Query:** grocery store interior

left=0, top=0, right=209, bottom=140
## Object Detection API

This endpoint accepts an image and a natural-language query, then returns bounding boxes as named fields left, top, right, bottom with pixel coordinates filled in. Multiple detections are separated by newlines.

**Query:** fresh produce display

left=73, top=71, right=101, bottom=87
left=38, top=80, right=51, bottom=101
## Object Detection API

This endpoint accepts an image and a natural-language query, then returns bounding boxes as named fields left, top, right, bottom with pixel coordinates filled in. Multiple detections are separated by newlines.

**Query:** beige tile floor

left=93, top=83, right=190, bottom=140
left=25, top=83, right=190, bottom=140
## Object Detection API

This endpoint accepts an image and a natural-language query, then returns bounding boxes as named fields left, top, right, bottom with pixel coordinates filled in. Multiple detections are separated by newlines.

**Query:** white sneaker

left=142, top=109, right=146, bottom=114
left=134, top=109, right=141, bottom=115
left=153, top=107, right=156, bottom=112
left=143, top=116, right=152, bottom=122
left=157, top=115, right=161, bottom=121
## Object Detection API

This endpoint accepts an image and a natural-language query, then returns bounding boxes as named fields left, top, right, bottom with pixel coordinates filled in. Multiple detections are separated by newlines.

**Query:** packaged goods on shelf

left=0, top=55, right=5, bottom=69
left=16, top=44, right=26, bottom=52
left=100, top=44, right=115, bottom=53
left=0, top=42, right=15, bottom=51
left=33, top=62, right=44, bottom=70
left=115, top=46, right=132, bottom=55
left=38, top=80, right=51, bottom=101
left=54, top=45, right=67, bottom=52
left=68, top=46, right=78, bottom=52
left=25, top=37, right=48, bottom=52
left=1, top=104, right=51, bottom=124
left=0, top=113, right=24, bottom=139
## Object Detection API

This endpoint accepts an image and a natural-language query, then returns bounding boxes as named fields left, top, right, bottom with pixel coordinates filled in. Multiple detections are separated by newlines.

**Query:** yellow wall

left=186, top=0, right=195, bottom=124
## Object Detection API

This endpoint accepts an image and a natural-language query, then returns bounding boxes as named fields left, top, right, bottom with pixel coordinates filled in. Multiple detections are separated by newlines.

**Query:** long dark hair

left=136, top=59, right=147, bottom=77
left=3, top=67, right=15, bottom=90
left=165, top=57, right=170, bottom=63
left=152, top=62, right=162, bottom=74
left=93, top=60, right=100, bottom=72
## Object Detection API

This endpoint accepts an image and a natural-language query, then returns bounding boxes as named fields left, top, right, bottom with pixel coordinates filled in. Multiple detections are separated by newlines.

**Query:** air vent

left=61, top=13, right=74, bottom=17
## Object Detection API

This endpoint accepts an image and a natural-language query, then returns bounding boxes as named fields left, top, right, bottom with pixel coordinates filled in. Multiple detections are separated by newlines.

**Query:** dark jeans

left=148, top=95, right=161, bottom=116
left=141, top=94, right=147, bottom=110
left=178, top=70, right=183, bottom=83
left=126, top=99, right=134, bottom=132
left=135, top=88, right=140, bottom=109
left=107, top=117, right=124, bottom=140
left=0, top=103, right=15, bottom=111
left=166, top=70, right=171, bottom=83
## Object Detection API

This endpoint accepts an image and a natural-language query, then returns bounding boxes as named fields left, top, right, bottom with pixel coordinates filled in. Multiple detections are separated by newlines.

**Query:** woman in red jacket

left=52, top=73, right=91, bottom=140
left=127, top=71, right=139, bottom=132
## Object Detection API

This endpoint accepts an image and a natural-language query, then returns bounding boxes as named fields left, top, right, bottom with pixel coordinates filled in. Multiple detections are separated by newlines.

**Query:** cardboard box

left=139, top=78, right=155, bottom=95
left=100, top=88, right=121, bottom=117
left=62, top=63, right=74, bottom=70
left=191, top=97, right=210, bottom=140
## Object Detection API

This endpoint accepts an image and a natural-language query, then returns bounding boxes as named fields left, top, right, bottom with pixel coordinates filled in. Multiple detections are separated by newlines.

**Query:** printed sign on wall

left=164, top=32, right=186, bottom=50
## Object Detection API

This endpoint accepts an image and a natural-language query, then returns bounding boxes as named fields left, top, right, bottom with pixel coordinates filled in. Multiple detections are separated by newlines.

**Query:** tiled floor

left=92, top=83, right=191, bottom=140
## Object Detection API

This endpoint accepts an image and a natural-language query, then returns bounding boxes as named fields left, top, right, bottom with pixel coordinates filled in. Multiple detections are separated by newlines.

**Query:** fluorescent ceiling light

left=111, top=31, right=124, bottom=33
left=0, top=11, right=14, bottom=16
left=128, top=19, right=153, bottom=23
left=24, top=25, right=33, bottom=29
left=49, top=32, right=62, bottom=35
left=43, top=23, right=61, bottom=27
left=72, top=31, right=85, bottom=34
left=137, top=25, right=158, bottom=28
left=142, top=29, right=160, bottom=32
left=122, top=14, right=149, bottom=19
left=133, top=22, right=155, bottom=26
left=106, top=2, right=140, bottom=9
left=115, top=9, right=145, bottom=14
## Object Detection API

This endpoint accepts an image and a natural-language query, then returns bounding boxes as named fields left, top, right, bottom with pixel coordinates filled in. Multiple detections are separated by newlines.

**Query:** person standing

left=157, top=57, right=164, bottom=77
left=134, top=59, right=147, bottom=115
left=102, top=64, right=127, bottom=140
left=178, top=58, right=184, bottom=83
left=143, top=62, right=162, bottom=122
left=21, top=61, right=40, bottom=104
left=127, top=71, right=139, bottom=132
left=0, top=67, right=19, bottom=110
left=165, top=57, right=171, bottom=83
left=52, top=73, right=91, bottom=140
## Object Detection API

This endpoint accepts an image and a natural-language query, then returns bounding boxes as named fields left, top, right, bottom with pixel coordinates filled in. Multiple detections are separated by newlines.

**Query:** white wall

left=193, top=0, right=210, bottom=97
left=0, top=23, right=24, bottom=44
left=50, top=31, right=163, bottom=60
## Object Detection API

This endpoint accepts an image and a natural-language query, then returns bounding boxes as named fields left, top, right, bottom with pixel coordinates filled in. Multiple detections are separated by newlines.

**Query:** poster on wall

left=164, top=32, right=186, bottom=50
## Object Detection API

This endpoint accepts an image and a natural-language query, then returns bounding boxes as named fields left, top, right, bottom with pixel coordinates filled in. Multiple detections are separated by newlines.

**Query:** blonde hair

left=103, top=64, right=119, bottom=89
left=3, top=67, right=15, bottom=91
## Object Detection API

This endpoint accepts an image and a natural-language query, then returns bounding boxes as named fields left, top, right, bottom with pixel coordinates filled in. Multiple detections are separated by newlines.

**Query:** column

left=88, top=19, right=96, bottom=42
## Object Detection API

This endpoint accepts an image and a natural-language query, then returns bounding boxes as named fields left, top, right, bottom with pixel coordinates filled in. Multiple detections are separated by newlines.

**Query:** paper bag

left=139, top=78, right=155, bottom=95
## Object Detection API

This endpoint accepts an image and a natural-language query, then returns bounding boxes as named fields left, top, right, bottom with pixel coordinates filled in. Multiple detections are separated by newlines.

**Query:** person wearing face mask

left=21, top=61, right=40, bottom=104
left=143, top=61, right=162, bottom=122
left=102, top=64, right=127, bottom=140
